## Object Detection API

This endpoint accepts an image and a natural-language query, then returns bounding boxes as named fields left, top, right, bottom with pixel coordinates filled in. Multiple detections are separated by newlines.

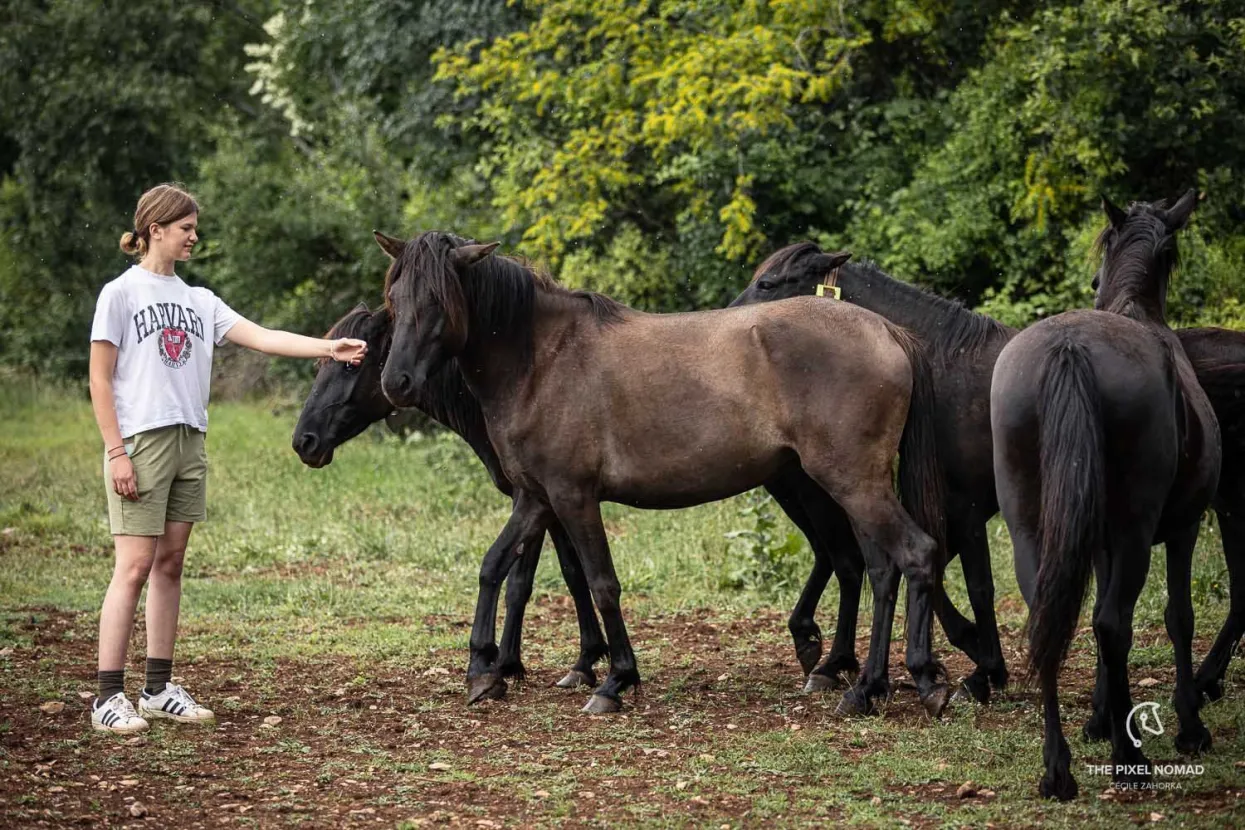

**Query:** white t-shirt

left=90, top=265, right=243, bottom=437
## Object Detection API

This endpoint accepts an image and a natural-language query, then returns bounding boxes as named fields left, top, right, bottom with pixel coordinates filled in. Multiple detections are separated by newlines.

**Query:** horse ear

left=818, top=251, right=852, bottom=272
left=1158, top=188, right=1198, bottom=232
left=1100, top=195, right=1127, bottom=229
left=373, top=230, right=406, bottom=260
left=451, top=242, right=500, bottom=269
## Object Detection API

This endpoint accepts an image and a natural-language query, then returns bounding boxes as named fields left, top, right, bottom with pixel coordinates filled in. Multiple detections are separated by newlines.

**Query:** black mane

left=384, top=231, right=625, bottom=369
left=1094, top=200, right=1180, bottom=323
left=844, top=260, right=1011, bottom=359
left=755, top=242, right=1010, bottom=361
left=325, top=302, right=488, bottom=445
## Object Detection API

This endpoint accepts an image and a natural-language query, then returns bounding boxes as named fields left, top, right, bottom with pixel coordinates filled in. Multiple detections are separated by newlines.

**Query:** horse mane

left=318, top=304, right=386, bottom=370
left=753, top=242, right=1009, bottom=361
left=1093, top=200, right=1180, bottom=323
left=846, top=260, right=1010, bottom=359
left=383, top=231, right=625, bottom=363
left=321, top=301, right=486, bottom=442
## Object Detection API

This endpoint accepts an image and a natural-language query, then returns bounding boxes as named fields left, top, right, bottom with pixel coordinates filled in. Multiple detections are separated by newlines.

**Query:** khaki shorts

left=104, top=425, right=208, bottom=536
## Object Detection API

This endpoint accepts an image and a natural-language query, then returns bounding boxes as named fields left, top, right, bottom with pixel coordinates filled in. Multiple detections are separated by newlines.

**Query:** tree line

left=3, top=0, right=1243, bottom=378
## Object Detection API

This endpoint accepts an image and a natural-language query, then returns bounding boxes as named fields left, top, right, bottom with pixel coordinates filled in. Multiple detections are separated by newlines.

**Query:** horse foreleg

left=836, top=556, right=898, bottom=716
left=495, top=530, right=545, bottom=684
left=549, top=521, right=608, bottom=689
left=549, top=490, right=639, bottom=714
left=466, top=493, right=548, bottom=705
left=767, top=473, right=833, bottom=676
left=807, top=531, right=864, bottom=693
left=1195, top=504, right=1245, bottom=703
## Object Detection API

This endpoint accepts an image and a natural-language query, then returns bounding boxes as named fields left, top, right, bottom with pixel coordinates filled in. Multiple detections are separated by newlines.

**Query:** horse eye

left=1091, top=275, right=1100, bottom=291
left=757, top=280, right=777, bottom=291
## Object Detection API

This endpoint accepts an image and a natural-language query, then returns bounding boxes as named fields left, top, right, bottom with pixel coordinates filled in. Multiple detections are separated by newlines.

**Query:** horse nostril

left=295, top=432, right=319, bottom=457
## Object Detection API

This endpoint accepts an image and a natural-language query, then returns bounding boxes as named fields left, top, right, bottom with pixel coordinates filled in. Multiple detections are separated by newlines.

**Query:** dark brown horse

left=992, top=191, right=1218, bottom=799
left=731, top=243, right=1245, bottom=708
left=291, top=303, right=610, bottom=697
left=290, top=297, right=931, bottom=711
left=377, top=230, right=949, bottom=715
left=732, top=247, right=1012, bottom=702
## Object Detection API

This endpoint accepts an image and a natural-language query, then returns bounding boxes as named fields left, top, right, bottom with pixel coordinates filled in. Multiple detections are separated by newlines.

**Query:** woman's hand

left=331, top=338, right=368, bottom=366
left=110, top=455, right=138, bottom=501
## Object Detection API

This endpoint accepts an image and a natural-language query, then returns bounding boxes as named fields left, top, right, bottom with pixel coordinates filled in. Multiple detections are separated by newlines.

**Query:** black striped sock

left=145, top=658, right=173, bottom=696
left=98, top=669, right=125, bottom=703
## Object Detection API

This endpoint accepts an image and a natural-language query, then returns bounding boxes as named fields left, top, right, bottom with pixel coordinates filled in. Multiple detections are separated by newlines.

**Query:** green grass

left=1, top=376, right=1242, bottom=827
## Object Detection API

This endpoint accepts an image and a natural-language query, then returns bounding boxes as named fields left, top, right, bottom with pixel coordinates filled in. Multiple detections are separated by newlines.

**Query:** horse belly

left=600, top=429, right=793, bottom=509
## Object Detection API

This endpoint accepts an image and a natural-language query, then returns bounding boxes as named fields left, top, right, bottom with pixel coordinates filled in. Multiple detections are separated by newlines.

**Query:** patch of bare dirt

left=0, top=603, right=1239, bottom=828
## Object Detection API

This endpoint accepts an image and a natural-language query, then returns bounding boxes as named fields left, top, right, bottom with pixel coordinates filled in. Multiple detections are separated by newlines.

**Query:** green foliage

left=5, top=1, right=1245, bottom=378
left=721, top=490, right=806, bottom=597
left=0, top=0, right=273, bottom=375
left=857, top=0, right=1245, bottom=322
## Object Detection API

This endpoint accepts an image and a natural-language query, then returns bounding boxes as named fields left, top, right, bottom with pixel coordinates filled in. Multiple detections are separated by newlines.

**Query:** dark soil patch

left=0, top=603, right=1240, bottom=828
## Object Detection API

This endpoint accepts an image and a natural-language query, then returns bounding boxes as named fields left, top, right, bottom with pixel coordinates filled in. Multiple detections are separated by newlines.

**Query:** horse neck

left=837, top=265, right=1013, bottom=355
left=456, top=282, right=579, bottom=412
left=1102, top=284, right=1168, bottom=327
left=410, top=365, right=513, bottom=493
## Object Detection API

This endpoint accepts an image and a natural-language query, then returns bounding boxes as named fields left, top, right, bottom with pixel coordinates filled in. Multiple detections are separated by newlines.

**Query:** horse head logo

left=1126, top=701, right=1164, bottom=748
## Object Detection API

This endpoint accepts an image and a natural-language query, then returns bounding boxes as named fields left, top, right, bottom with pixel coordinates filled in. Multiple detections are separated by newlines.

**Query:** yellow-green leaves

left=435, top=1, right=867, bottom=268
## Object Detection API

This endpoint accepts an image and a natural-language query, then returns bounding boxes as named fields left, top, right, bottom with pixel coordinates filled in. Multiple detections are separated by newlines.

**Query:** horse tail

left=888, top=324, right=948, bottom=561
left=1028, top=339, right=1105, bottom=686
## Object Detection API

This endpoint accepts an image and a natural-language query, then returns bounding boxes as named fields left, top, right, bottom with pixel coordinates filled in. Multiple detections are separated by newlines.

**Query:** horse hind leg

left=804, top=472, right=940, bottom=715
left=1039, top=671, right=1078, bottom=800
left=1096, top=536, right=1155, bottom=789
left=827, top=481, right=945, bottom=717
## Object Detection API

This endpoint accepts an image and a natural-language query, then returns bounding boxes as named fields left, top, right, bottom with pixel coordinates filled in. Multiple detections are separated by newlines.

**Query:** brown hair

left=119, top=183, right=199, bottom=257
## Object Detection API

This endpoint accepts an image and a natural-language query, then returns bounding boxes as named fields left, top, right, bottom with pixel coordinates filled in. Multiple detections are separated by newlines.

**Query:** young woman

left=88, top=183, right=367, bottom=733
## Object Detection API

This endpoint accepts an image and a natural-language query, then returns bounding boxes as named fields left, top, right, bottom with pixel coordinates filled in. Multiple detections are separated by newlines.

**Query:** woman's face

left=149, top=212, right=198, bottom=261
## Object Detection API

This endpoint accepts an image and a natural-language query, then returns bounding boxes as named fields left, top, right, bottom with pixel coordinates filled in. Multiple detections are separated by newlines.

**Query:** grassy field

left=0, top=376, right=1242, bottom=827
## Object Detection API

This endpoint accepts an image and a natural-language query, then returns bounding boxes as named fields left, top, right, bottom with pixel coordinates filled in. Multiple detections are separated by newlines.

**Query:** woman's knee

left=152, top=545, right=186, bottom=580
left=113, top=551, right=155, bottom=589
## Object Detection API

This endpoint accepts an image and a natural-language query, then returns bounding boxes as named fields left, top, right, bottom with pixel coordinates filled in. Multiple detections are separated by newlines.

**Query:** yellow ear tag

left=816, top=284, right=841, bottom=300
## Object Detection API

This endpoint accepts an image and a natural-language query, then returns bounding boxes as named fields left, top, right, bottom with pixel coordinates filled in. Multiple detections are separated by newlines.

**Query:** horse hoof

left=835, top=690, right=875, bottom=717
left=555, top=669, right=595, bottom=689
left=1039, top=767, right=1078, bottom=801
left=796, top=642, right=823, bottom=676
left=1175, top=726, right=1212, bottom=755
left=954, top=674, right=990, bottom=704
left=1197, top=678, right=1224, bottom=706
left=803, top=672, right=840, bottom=694
left=921, top=684, right=951, bottom=719
left=1081, top=714, right=1110, bottom=743
left=581, top=694, right=622, bottom=715
left=466, top=674, right=507, bottom=705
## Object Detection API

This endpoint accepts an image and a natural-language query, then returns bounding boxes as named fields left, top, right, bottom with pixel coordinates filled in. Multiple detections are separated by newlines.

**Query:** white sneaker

left=91, top=692, right=149, bottom=734
left=139, top=683, right=215, bottom=723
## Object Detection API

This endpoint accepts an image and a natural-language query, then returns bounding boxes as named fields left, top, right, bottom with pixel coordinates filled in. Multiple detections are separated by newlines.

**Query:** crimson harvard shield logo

left=158, top=327, right=192, bottom=368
